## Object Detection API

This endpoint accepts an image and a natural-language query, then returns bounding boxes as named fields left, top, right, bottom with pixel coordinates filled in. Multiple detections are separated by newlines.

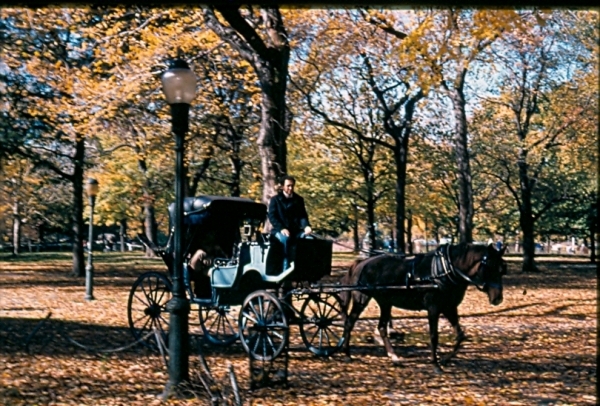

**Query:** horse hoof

left=433, top=365, right=443, bottom=374
left=342, top=355, right=352, bottom=363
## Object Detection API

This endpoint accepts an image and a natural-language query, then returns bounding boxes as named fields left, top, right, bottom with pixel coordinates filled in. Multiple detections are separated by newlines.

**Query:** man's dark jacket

left=268, top=192, right=310, bottom=235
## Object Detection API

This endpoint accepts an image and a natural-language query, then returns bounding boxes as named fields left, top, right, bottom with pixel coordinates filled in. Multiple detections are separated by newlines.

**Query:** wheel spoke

left=308, top=327, right=320, bottom=346
left=223, top=313, right=236, bottom=333
left=249, top=301, right=262, bottom=321
left=157, top=313, right=169, bottom=327
left=306, top=302, right=319, bottom=319
left=303, top=324, right=318, bottom=332
left=242, top=310, right=259, bottom=324
left=324, top=326, right=342, bottom=341
left=317, top=298, right=326, bottom=317
left=251, top=332, right=261, bottom=353
left=133, top=293, right=150, bottom=307
left=265, top=332, right=278, bottom=354
left=206, top=311, right=220, bottom=331
left=323, top=300, right=336, bottom=318
left=144, top=278, right=156, bottom=302
left=156, top=287, right=169, bottom=305
left=256, top=297, right=264, bottom=320
left=138, top=315, right=152, bottom=334
left=132, top=313, right=149, bottom=328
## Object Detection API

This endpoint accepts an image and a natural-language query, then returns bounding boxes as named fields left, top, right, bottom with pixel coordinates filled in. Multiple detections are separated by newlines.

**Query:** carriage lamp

left=161, top=57, right=196, bottom=395
left=85, top=178, right=99, bottom=301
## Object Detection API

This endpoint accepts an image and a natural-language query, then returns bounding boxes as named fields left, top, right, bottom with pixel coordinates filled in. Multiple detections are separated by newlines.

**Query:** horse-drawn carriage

left=128, top=194, right=508, bottom=372
left=127, top=195, right=345, bottom=361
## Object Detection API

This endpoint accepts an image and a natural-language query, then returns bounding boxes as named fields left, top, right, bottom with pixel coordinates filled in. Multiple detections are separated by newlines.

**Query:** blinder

left=473, top=252, right=505, bottom=292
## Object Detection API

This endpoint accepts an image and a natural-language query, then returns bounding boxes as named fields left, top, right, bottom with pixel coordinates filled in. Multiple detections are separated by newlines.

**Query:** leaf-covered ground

left=0, top=252, right=596, bottom=405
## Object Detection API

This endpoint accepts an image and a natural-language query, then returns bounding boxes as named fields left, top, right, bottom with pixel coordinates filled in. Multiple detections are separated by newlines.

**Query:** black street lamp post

left=85, top=178, right=99, bottom=301
left=161, top=57, right=196, bottom=396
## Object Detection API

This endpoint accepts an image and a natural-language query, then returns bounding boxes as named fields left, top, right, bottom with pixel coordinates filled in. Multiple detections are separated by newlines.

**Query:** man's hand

left=281, top=229, right=290, bottom=237
left=304, top=226, right=312, bottom=235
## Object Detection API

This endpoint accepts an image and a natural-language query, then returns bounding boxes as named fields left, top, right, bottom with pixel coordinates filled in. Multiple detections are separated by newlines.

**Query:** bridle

left=449, top=247, right=503, bottom=292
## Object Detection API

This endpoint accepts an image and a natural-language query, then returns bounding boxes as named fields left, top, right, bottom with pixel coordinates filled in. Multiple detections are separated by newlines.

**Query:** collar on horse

left=427, top=244, right=492, bottom=292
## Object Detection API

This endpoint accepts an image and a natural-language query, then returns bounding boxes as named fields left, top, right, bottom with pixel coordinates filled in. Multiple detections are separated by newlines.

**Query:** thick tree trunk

left=590, top=203, right=597, bottom=263
left=143, top=199, right=158, bottom=258
left=367, top=202, right=377, bottom=256
left=352, top=204, right=360, bottom=252
left=394, top=146, right=407, bottom=254
left=206, top=7, right=290, bottom=206
left=119, top=218, right=127, bottom=253
left=229, top=144, right=243, bottom=197
left=366, top=173, right=377, bottom=256
left=406, top=215, right=413, bottom=255
left=12, top=201, right=20, bottom=256
left=72, top=138, right=86, bottom=277
left=256, top=71, right=288, bottom=204
left=138, top=157, right=158, bottom=258
left=518, top=157, right=538, bottom=272
left=446, top=83, right=474, bottom=244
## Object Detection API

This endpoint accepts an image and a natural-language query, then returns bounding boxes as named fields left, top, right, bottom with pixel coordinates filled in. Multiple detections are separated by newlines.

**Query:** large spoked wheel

left=238, top=290, right=289, bottom=361
left=300, top=292, right=346, bottom=357
left=127, top=271, right=172, bottom=351
left=199, top=305, right=239, bottom=346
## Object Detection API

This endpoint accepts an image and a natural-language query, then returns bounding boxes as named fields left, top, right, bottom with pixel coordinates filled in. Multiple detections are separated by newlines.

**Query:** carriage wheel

left=199, top=305, right=239, bottom=346
left=127, top=272, right=172, bottom=351
left=300, top=292, right=346, bottom=357
left=238, top=290, right=289, bottom=361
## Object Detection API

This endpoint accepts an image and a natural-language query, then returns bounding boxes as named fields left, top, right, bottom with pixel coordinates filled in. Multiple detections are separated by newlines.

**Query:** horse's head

left=475, top=244, right=507, bottom=306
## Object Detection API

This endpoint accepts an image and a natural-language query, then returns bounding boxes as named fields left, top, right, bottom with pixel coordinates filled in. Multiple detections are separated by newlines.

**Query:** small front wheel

left=300, top=292, right=345, bottom=357
left=127, top=271, right=172, bottom=351
left=238, top=290, right=289, bottom=361
left=199, top=305, right=239, bottom=346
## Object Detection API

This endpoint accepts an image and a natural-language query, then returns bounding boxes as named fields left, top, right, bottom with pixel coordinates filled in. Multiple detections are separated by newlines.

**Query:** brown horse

left=340, top=243, right=507, bottom=373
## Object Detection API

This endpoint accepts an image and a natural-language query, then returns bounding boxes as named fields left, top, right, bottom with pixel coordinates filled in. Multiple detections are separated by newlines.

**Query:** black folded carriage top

left=168, top=195, right=267, bottom=226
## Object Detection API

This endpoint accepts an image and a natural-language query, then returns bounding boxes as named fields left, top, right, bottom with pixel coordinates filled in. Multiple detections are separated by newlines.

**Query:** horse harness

left=405, top=244, right=493, bottom=291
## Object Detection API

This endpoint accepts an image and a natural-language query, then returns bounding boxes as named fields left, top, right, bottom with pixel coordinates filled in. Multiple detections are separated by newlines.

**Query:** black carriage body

left=287, top=238, right=333, bottom=282
left=164, top=195, right=332, bottom=305
left=131, top=194, right=341, bottom=358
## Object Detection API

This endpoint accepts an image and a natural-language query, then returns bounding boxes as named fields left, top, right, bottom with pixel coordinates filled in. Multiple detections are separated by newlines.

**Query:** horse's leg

left=426, top=307, right=443, bottom=374
left=377, top=303, right=400, bottom=363
left=440, top=306, right=467, bottom=366
left=342, top=291, right=368, bottom=359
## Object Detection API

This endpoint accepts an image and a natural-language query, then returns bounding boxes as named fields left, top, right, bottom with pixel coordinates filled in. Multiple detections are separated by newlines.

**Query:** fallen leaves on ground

left=0, top=253, right=596, bottom=405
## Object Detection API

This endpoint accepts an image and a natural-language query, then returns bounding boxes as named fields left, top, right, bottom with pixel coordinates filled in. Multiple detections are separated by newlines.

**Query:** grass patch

left=0, top=251, right=161, bottom=266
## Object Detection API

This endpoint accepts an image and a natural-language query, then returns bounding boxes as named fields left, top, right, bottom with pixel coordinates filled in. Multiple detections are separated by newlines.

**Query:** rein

left=311, top=233, right=400, bottom=258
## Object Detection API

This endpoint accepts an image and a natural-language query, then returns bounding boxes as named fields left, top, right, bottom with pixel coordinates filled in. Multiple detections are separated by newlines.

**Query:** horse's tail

left=338, top=258, right=364, bottom=314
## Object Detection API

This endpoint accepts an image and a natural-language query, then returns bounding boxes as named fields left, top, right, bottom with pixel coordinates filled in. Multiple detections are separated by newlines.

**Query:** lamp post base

left=160, top=380, right=195, bottom=401
left=163, top=295, right=190, bottom=397
left=85, top=264, right=94, bottom=301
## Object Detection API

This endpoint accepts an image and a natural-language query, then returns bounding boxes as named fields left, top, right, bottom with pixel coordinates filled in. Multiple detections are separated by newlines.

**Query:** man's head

left=281, top=175, right=296, bottom=197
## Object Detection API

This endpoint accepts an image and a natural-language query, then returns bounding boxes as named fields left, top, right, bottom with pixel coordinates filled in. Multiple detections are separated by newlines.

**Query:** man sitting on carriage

left=268, top=175, right=312, bottom=271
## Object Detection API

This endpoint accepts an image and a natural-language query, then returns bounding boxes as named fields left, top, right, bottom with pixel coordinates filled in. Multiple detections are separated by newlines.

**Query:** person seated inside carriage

left=268, top=174, right=312, bottom=271
left=186, top=217, right=239, bottom=299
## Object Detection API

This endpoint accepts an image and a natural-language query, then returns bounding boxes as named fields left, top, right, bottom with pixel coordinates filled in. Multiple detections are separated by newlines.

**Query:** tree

left=398, top=8, right=521, bottom=243
left=471, top=10, right=598, bottom=271
left=203, top=6, right=291, bottom=205
left=0, top=7, right=118, bottom=275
